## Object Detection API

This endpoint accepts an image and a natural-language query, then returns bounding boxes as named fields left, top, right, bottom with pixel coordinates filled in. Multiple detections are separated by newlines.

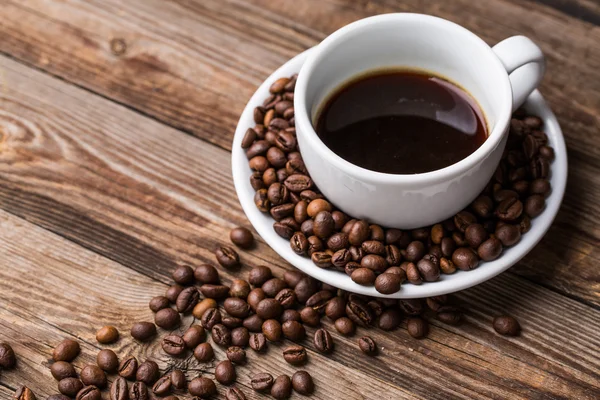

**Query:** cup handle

left=492, top=36, right=545, bottom=112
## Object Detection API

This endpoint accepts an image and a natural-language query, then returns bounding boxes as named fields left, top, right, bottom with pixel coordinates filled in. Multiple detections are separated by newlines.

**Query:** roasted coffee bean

left=152, top=376, right=171, bottom=396
left=162, top=335, right=186, bottom=357
left=367, top=225, right=384, bottom=242
left=215, top=360, right=236, bottom=385
left=399, top=299, right=425, bottom=315
left=80, top=365, right=106, bottom=388
left=96, top=349, right=118, bottom=372
left=346, top=220, right=369, bottom=246
left=226, top=387, right=247, bottom=400
left=404, top=241, right=426, bottom=262
left=53, top=339, right=80, bottom=362
left=284, top=174, right=312, bottom=193
left=465, top=224, right=488, bottom=249
left=282, top=320, right=305, bottom=340
left=306, top=235, right=323, bottom=256
left=361, top=240, right=386, bottom=256
left=58, top=378, right=83, bottom=397
left=307, top=198, right=332, bottom=217
left=324, top=296, right=346, bottom=320
left=294, top=277, right=317, bottom=303
left=263, top=168, right=278, bottom=186
left=276, top=168, right=289, bottom=183
left=454, top=211, right=477, bottom=232
left=247, top=140, right=269, bottom=159
left=263, top=277, right=288, bottom=297
left=199, top=284, right=230, bottom=299
left=274, top=220, right=295, bottom=239
left=294, top=200, right=309, bottom=224
left=188, top=377, right=217, bottom=397
left=130, top=322, right=156, bottom=342
left=367, top=300, right=384, bottom=317
left=281, top=310, right=301, bottom=324
left=171, top=265, right=194, bottom=285
left=344, top=261, right=361, bottom=276
left=226, top=280, right=250, bottom=300
left=262, top=319, right=283, bottom=342
left=360, top=254, right=388, bottom=272
left=326, top=232, right=349, bottom=252
left=314, top=328, right=333, bottom=353
left=282, top=345, right=307, bottom=365
left=267, top=183, right=289, bottom=206
left=0, top=342, right=16, bottom=369
left=378, top=309, right=402, bottom=331
left=15, top=387, right=37, bottom=400
left=216, top=246, right=240, bottom=269
left=429, top=223, right=444, bottom=244
left=330, top=211, right=348, bottom=230
left=149, top=296, right=170, bottom=313
left=300, top=307, right=320, bottom=327
left=290, top=232, right=309, bottom=255
left=493, top=315, right=521, bottom=336
left=250, top=171, right=265, bottom=190
left=330, top=248, right=350, bottom=268
left=176, top=287, right=199, bottom=313
left=539, top=145, right=554, bottom=160
left=93, top=325, right=119, bottom=344
left=281, top=271, right=303, bottom=289
left=155, top=308, right=180, bottom=329
left=229, top=226, right=254, bottom=249
left=76, top=386, right=101, bottom=400
left=242, top=127, right=257, bottom=148
left=437, top=306, right=463, bottom=325
left=452, top=247, right=480, bottom=271
left=212, top=324, right=232, bottom=347
left=274, top=288, right=296, bottom=309
left=417, top=259, right=440, bottom=282
left=358, top=336, right=377, bottom=356
left=407, top=317, right=429, bottom=339
left=334, top=317, right=355, bottom=336
left=385, top=244, right=402, bottom=266
left=256, top=298, right=283, bottom=319
left=530, top=178, right=551, bottom=197
left=247, top=289, right=266, bottom=312
left=193, top=299, right=217, bottom=320
left=410, top=228, right=428, bottom=242
left=306, top=290, right=334, bottom=311
left=478, top=237, right=503, bottom=261
left=267, top=147, right=287, bottom=168
left=248, top=266, right=272, bottom=287
left=375, top=272, right=402, bottom=293
left=495, top=197, right=524, bottom=221
left=271, top=375, right=292, bottom=400
left=193, top=342, right=214, bottom=362
left=194, top=264, right=219, bottom=284
left=223, top=317, right=243, bottom=329
left=275, top=131, right=296, bottom=153
left=170, top=370, right=186, bottom=390
left=406, top=262, right=422, bottom=284
left=231, top=327, right=250, bottom=347
left=346, top=296, right=375, bottom=327
left=495, top=224, right=521, bottom=246
left=118, top=356, right=137, bottom=380
left=51, top=361, right=76, bottom=381
left=311, top=211, right=334, bottom=239
left=291, top=371, right=314, bottom=395
left=513, top=179, right=530, bottom=195
left=530, top=156, right=550, bottom=179
left=223, top=297, right=250, bottom=318
left=110, top=377, right=128, bottom=400
left=426, top=295, right=448, bottom=312
left=249, top=333, right=267, bottom=352
left=311, top=251, right=333, bottom=268
left=525, top=194, right=545, bottom=218
left=226, top=346, right=247, bottom=364
left=136, top=360, right=159, bottom=385
left=251, top=372, right=274, bottom=392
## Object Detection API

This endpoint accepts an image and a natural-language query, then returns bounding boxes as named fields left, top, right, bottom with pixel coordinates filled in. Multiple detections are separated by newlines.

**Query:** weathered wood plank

left=1, top=208, right=599, bottom=399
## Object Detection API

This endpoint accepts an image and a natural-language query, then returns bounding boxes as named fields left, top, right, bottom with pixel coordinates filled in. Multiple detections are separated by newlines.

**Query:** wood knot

left=110, top=38, right=127, bottom=56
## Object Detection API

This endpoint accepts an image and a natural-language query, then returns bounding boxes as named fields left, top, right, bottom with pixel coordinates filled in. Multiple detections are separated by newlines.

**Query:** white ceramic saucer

left=231, top=48, right=567, bottom=299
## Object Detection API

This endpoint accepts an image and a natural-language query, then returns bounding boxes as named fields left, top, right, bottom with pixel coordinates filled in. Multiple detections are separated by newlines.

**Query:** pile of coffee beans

left=243, top=74, right=555, bottom=294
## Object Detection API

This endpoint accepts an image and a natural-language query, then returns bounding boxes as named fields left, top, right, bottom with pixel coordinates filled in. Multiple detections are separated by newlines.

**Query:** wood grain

left=1, top=0, right=599, bottom=307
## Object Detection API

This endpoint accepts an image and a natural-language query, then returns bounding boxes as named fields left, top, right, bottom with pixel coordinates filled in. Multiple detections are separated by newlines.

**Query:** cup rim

left=294, top=13, right=514, bottom=185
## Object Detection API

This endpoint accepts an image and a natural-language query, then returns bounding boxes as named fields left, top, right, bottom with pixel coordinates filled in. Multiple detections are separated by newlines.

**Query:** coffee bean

left=250, top=171, right=265, bottom=190
left=375, top=272, right=402, bottom=294
left=226, top=346, right=247, bottom=364
left=80, top=365, right=106, bottom=388
left=152, top=376, right=172, bottom=396
left=282, top=320, right=305, bottom=340
left=345, top=219, right=368, bottom=246
left=188, top=377, right=217, bottom=397
left=193, top=342, right=214, bottom=362
left=110, top=377, right=128, bottom=400
left=404, top=241, right=426, bottom=262
left=262, top=277, right=288, bottom=297
left=53, top=339, right=80, bottom=362
left=248, top=265, right=272, bottom=286
left=161, top=335, right=186, bottom=356
left=437, top=306, right=463, bottom=325
left=307, top=198, right=332, bottom=217
left=399, top=299, right=425, bottom=315
left=464, top=224, right=488, bottom=249
left=416, top=259, right=440, bottom=282
left=378, top=309, right=402, bottom=331
left=314, top=328, right=333, bottom=353
left=284, top=174, right=312, bottom=193
left=477, top=237, right=503, bottom=261
left=136, top=360, right=159, bottom=385
left=306, top=235, right=323, bottom=255
left=440, top=236, right=456, bottom=257
left=58, top=378, right=83, bottom=397
left=256, top=298, right=283, bottom=319
left=267, top=183, right=289, bottom=206
left=176, top=287, right=199, bottom=313
left=292, top=371, right=314, bottom=395
left=96, top=349, right=118, bottom=372
left=452, top=247, right=480, bottom=270
left=493, top=315, right=521, bottom=336
left=360, top=254, right=388, bottom=272
left=180, top=325, right=205, bottom=349
left=240, top=316, right=262, bottom=334
left=76, top=386, right=101, bottom=400
left=454, top=211, right=477, bottom=232
left=407, top=317, right=429, bottom=338
left=118, top=356, right=137, bottom=380
left=0, top=342, right=16, bottom=369
left=194, top=264, right=219, bottom=284
left=212, top=324, right=232, bottom=347
left=275, top=288, right=297, bottom=309
left=155, top=308, right=180, bottom=329
left=367, top=299, right=384, bottom=317
left=242, top=127, right=257, bottom=148
left=215, top=360, right=236, bottom=385
left=306, top=290, right=333, bottom=311
left=222, top=297, right=250, bottom=318
left=249, top=333, right=267, bottom=352
left=199, top=284, right=230, bottom=299
left=495, top=197, right=523, bottom=221
left=163, top=285, right=183, bottom=304
left=226, top=387, right=247, bottom=400
left=93, top=325, right=119, bottom=344
left=311, top=210, right=334, bottom=239
left=327, top=232, right=350, bottom=251
left=149, top=296, right=170, bottom=313
left=332, top=317, right=354, bottom=336
left=262, top=319, right=283, bottom=342
left=216, top=246, right=240, bottom=269
left=405, top=262, right=423, bottom=284
left=282, top=345, right=307, bottom=365
left=251, top=372, right=274, bottom=392
left=385, top=244, right=402, bottom=266
left=358, top=336, right=377, bottom=356
left=525, top=194, right=545, bottom=218
left=294, top=277, right=318, bottom=303
left=170, top=370, right=186, bottom=390
left=271, top=375, right=292, bottom=400
left=530, top=156, right=550, bottom=179
left=267, top=146, right=287, bottom=168
left=300, top=307, right=320, bottom=327
left=495, top=224, right=521, bottom=246
left=290, top=232, right=309, bottom=255
left=15, top=387, right=36, bottom=400
left=311, top=251, right=333, bottom=268
left=346, top=296, right=375, bottom=327
left=281, top=309, right=302, bottom=323
left=247, top=289, right=266, bottom=313
left=50, top=361, right=76, bottom=381
left=324, top=296, right=346, bottom=320
left=172, top=265, right=195, bottom=285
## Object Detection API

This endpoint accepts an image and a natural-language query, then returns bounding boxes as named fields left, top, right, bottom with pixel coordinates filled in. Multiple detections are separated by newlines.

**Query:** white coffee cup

left=294, top=13, right=545, bottom=228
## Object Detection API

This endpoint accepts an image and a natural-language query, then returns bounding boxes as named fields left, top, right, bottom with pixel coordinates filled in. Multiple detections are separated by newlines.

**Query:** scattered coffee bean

left=249, top=333, right=267, bottom=352
left=212, top=324, right=232, bottom=347
left=193, top=342, right=214, bottom=362
left=493, top=315, right=521, bottom=336
left=188, top=377, right=217, bottom=397
left=314, top=328, right=333, bottom=353
left=263, top=277, right=288, bottom=297
left=215, top=246, right=240, bottom=269
left=358, top=336, right=377, bottom=356
left=194, top=264, right=219, bottom=284
left=378, top=309, right=402, bottom=331
left=200, top=283, right=230, bottom=299
left=477, top=237, right=503, bottom=261
left=262, top=319, right=283, bottom=342
left=437, top=306, right=463, bottom=325
left=80, top=365, right=107, bottom=388
left=230, top=227, right=254, bottom=249
left=165, top=284, right=184, bottom=303
left=118, top=356, right=138, bottom=380
left=58, top=378, right=83, bottom=397
left=76, top=386, right=101, bottom=400
left=129, top=382, right=149, bottom=400
left=351, top=267, right=376, bottom=285
left=282, top=345, right=307, bottom=365
left=271, top=375, right=292, bottom=400
left=215, top=360, right=236, bottom=385
left=149, top=296, right=171, bottom=313
left=155, top=308, right=180, bottom=329
left=407, top=317, right=429, bottom=339
left=50, top=361, right=76, bottom=381
left=53, top=339, right=80, bottom=362
left=172, top=265, right=194, bottom=285
left=243, top=314, right=264, bottom=332
left=346, top=296, right=375, bottom=327
left=110, top=377, right=128, bottom=400
left=251, top=372, right=274, bottom=392
left=152, top=375, right=172, bottom=396
left=300, top=307, right=320, bottom=327
left=162, top=335, right=186, bottom=356
left=230, top=279, right=251, bottom=299
left=136, top=360, right=159, bottom=385
left=452, top=247, right=479, bottom=271
left=282, top=320, right=305, bottom=340
left=231, top=327, right=250, bottom=347
left=226, top=346, right=247, bottom=364
left=170, top=369, right=186, bottom=390
left=257, top=298, right=283, bottom=319
left=130, top=322, right=156, bottom=342
left=176, top=287, right=199, bottom=313
left=226, top=387, right=247, bottom=400
left=95, top=326, right=119, bottom=344
left=375, top=272, right=402, bottom=294
left=292, top=371, right=314, bottom=395
left=183, top=325, right=206, bottom=349
left=334, top=317, right=355, bottom=336
left=249, top=265, right=273, bottom=286
left=0, top=342, right=16, bottom=369
left=96, top=349, right=118, bottom=372
left=224, top=297, right=251, bottom=318
left=201, top=307, right=222, bottom=329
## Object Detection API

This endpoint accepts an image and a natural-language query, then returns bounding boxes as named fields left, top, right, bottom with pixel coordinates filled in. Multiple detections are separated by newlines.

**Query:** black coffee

left=315, top=70, right=487, bottom=174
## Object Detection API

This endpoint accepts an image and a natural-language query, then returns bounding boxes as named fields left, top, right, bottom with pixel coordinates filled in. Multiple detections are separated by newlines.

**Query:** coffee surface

left=315, top=71, right=487, bottom=174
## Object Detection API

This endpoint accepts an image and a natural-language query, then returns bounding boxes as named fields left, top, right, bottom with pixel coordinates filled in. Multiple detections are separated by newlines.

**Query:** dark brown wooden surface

left=0, top=1, right=599, bottom=399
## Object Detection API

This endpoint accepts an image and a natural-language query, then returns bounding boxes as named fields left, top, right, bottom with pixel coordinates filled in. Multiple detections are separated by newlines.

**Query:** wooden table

left=1, top=1, right=599, bottom=399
